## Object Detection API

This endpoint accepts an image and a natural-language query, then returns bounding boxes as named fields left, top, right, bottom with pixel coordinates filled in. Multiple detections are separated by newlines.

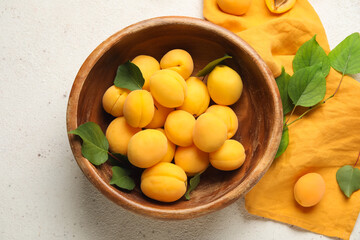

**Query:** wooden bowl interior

left=70, top=18, right=280, bottom=218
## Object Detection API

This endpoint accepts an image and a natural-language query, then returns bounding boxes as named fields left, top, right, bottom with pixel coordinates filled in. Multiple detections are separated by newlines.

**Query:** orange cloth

left=204, top=0, right=360, bottom=239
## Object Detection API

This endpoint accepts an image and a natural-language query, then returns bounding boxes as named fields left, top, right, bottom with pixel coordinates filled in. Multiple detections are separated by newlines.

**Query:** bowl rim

left=66, top=16, right=283, bottom=219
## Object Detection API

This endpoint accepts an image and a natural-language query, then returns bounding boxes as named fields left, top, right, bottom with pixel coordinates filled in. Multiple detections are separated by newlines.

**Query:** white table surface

left=1, top=0, right=359, bottom=239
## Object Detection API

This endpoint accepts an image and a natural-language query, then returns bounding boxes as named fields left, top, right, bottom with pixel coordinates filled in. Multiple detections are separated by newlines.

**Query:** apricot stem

left=108, top=152, right=119, bottom=161
left=108, top=151, right=133, bottom=168
left=285, top=105, right=297, bottom=125
left=354, top=151, right=360, bottom=167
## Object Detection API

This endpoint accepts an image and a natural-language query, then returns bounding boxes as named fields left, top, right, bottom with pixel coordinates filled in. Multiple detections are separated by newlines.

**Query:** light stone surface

left=0, top=0, right=359, bottom=239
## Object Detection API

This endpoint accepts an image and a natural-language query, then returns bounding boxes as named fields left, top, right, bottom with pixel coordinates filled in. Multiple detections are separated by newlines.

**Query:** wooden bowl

left=67, top=16, right=283, bottom=219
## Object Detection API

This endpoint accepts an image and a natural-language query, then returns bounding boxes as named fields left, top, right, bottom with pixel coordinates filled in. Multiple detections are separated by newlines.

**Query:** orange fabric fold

left=204, top=0, right=360, bottom=239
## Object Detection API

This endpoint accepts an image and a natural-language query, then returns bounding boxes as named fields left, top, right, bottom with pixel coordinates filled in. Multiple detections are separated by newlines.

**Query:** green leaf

left=69, top=122, right=109, bottom=165
left=184, top=173, right=201, bottom=200
left=293, top=35, right=330, bottom=77
left=336, top=165, right=360, bottom=198
left=275, top=124, right=289, bottom=158
left=276, top=67, right=294, bottom=115
left=107, top=153, right=131, bottom=167
left=114, top=61, right=145, bottom=91
left=328, top=32, right=360, bottom=75
left=110, top=166, right=135, bottom=191
left=196, top=55, right=232, bottom=77
left=288, top=64, right=326, bottom=107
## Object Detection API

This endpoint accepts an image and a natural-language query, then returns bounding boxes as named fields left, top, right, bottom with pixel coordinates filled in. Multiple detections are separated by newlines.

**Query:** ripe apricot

left=141, top=162, right=187, bottom=202
left=206, top=105, right=238, bottom=139
left=209, top=139, right=246, bottom=171
left=193, top=112, right=227, bottom=152
left=160, top=49, right=194, bottom=80
left=207, top=65, right=243, bottom=105
left=123, top=89, right=154, bottom=128
left=132, top=55, right=160, bottom=91
left=216, top=0, right=252, bottom=15
left=149, top=69, right=187, bottom=108
left=174, top=145, right=209, bottom=176
left=164, top=110, right=195, bottom=147
left=177, top=77, right=210, bottom=117
left=156, top=128, right=176, bottom=163
left=145, top=100, right=173, bottom=129
left=102, top=85, right=130, bottom=117
left=294, top=173, right=326, bottom=207
left=127, top=129, right=168, bottom=168
left=105, top=117, right=141, bottom=155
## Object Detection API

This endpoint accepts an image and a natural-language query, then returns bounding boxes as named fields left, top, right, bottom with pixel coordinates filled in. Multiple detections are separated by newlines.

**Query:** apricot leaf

left=107, top=153, right=132, bottom=168
left=293, top=35, right=330, bottom=77
left=69, top=122, right=109, bottom=165
left=336, top=165, right=360, bottom=198
left=276, top=67, right=294, bottom=115
left=114, top=61, right=145, bottom=91
left=196, top=55, right=232, bottom=77
left=288, top=64, right=326, bottom=107
left=185, top=173, right=201, bottom=200
left=329, top=32, right=360, bottom=75
left=110, top=166, right=135, bottom=190
left=275, top=124, right=289, bottom=158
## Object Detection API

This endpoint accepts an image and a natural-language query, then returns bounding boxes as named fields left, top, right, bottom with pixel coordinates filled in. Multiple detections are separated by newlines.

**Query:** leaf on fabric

left=293, top=35, right=330, bottom=77
left=275, top=123, right=289, bottom=159
left=276, top=67, right=294, bottom=115
left=328, top=32, right=360, bottom=75
left=336, top=165, right=360, bottom=198
left=288, top=64, right=326, bottom=107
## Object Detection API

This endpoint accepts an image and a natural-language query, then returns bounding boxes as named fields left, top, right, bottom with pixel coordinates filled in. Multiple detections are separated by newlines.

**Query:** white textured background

left=1, top=0, right=359, bottom=239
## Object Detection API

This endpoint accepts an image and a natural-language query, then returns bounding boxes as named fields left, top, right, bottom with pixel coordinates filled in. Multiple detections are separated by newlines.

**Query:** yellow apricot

left=132, top=55, right=160, bottom=91
left=141, top=162, right=187, bottom=202
left=174, top=145, right=209, bottom=176
left=206, top=105, right=238, bottom=139
left=207, top=65, right=243, bottom=105
left=127, top=129, right=167, bottom=168
left=145, top=100, right=173, bottom=129
left=123, top=90, right=154, bottom=128
left=105, top=117, right=141, bottom=155
left=102, top=85, right=130, bottom=117
left=209, top=139, right=246, bottom=171
left=164, top=110, right=195, bottom=147
left=216, top=0, right=252, bottom=16
left=265, top=0, right=296, bottom=14
left=177, top=77, right=210, bottom=117
left=149, top=69, right=187, bottom=108
left=294, top=173, right=326, bottom=207
left=160, top=49, right=194, bottom=79
left=156, top=128, right=176, bottom=163
left=193, top=112, right=228, bottom=152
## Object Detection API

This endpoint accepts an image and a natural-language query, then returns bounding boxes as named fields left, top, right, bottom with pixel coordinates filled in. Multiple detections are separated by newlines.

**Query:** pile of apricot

left=102, top=49, right=246, bottom=202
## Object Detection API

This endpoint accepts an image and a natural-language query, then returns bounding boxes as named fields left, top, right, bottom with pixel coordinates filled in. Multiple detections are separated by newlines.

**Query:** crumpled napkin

left=204, top=0, right=360, bottom=239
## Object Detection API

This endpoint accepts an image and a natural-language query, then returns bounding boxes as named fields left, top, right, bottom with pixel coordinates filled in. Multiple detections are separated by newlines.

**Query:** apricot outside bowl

left=66, top=16, right=283, bottom=219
